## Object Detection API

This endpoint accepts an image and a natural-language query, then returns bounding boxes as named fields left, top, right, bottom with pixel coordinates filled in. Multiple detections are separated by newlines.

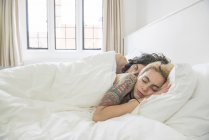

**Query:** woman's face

left=133, top=69, right=165, bottom=99
left=126, top=64, right=144, bottom=76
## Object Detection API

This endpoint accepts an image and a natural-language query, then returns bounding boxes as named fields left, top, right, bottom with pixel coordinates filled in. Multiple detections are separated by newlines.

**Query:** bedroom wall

left=123, top=0, right=200, bottom=36
left=124, top=0, right=209, bottom=65
left=122, top=0, right=138, bottom=36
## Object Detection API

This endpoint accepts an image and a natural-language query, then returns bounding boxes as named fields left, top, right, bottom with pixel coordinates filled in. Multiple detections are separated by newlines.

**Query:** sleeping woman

left=93, top=61, right=174, bottom=122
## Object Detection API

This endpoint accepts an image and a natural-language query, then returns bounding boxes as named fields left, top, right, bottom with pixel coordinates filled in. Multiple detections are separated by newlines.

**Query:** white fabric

left=166, top=63, right=209, bottom=137
left=0, top=0, right=22, bottom=66
left=91, top=115, right=186, bottom=140
left=189, top=133, right=209, bottom=140
left=103, top=0, right=124, bottom=54
left=0, top=109, right=186, bottom=140
left=0, top=51, right=116, bottom=108
left=132, top=64, right=197, bottom=122
left=0, top=51, right=186, bottom=140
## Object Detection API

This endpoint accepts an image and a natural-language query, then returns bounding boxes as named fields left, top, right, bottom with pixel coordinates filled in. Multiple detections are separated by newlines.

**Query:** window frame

left=20, top=0, right=103, bottom=64
left=82, top=0, right=103, bottom=50
left=54, top=0, right=77, bottom=50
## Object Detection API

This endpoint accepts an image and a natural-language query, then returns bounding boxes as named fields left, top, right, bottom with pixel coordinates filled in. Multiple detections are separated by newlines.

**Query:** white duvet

left=0, top=52, right=186, bottom=140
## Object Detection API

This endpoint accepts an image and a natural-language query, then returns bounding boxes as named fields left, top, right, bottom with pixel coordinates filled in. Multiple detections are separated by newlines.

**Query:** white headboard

left=124, top=0, right=209, bottom=65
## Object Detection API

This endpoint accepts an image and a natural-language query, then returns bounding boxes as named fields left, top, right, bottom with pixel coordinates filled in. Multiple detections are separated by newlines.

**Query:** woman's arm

left=93, top=99, right=139, bottom=122
left=93, top=73, right=137, bottom=122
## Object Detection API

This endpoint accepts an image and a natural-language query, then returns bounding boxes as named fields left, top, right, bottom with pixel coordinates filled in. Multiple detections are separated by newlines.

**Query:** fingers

left=155, top=81, right=172, bottom=95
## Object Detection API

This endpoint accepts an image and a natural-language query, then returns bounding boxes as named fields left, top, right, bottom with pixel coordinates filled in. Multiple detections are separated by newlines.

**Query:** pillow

left=132, top=63, right=197, bottom=122
left=166, top=63, right=209, bottom=137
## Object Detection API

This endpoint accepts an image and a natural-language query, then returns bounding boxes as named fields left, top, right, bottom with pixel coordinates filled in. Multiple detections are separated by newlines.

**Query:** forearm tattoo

left=99, top=73, right=137, bottom=106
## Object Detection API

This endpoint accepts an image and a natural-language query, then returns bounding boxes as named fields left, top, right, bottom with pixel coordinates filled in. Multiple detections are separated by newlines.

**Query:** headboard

left=124, top=0, right=209, bottom=65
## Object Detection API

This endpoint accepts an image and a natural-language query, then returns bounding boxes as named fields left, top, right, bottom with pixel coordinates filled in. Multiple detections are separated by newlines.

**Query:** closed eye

left=151, top=85, right=160, bottom=92
left=142, top=77, right=149, bottom=83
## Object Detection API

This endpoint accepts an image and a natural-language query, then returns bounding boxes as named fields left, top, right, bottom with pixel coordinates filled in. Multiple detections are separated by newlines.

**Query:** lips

left=136, top=89, right=144, bottom=98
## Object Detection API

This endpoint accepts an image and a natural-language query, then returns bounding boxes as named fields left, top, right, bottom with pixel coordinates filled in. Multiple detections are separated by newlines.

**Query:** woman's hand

left=155, top=81, right=171, bottom=95
left=129, top=98, right=143, bottom=103
left=93, top=99, right=140, bottom=122
left=128, top=99, right=141, bottom=105
left=93, top=74, right=138, bottom=122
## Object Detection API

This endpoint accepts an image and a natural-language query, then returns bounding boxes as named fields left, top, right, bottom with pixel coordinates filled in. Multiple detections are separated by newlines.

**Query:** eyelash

left=152, top=88, right=158, bottom=92
left=142, top=78, right=148, bottom=83
left=142, top=83, right=158, bottom=92
left=142, top=78, right=159, bottom=92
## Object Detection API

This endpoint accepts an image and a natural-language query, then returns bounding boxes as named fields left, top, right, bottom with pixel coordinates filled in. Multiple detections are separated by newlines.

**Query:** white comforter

left=0, top=52, right=186, bottom=140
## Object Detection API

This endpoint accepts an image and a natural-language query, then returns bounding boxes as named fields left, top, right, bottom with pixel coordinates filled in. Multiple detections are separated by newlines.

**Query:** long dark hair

left=122, top=53, right=170, bottom=73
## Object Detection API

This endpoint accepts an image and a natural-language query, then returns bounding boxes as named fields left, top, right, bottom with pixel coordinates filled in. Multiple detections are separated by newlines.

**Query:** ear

left=131, top=71, right=139, bottom=76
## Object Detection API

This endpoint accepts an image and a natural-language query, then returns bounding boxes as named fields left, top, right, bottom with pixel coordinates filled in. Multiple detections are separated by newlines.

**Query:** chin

left=134, top=94, right=140, bottom=99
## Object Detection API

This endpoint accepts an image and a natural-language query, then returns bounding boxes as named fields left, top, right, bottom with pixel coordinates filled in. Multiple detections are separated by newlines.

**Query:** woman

left=116, top=53, right=170, bottom=75
left=93, top=61, right=173, bottom=122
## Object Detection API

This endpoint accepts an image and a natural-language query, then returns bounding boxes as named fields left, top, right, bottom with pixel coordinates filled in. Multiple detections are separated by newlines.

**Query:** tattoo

left=99, top=73, right=137, bottom=106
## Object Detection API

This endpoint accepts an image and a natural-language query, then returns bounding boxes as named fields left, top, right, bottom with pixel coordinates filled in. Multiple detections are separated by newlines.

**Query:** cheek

left=146, top=90, right=155, bottom=96
left=135, top=79, right=143, bottom=90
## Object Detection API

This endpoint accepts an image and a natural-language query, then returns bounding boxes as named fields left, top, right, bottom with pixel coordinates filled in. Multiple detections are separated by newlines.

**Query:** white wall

left=122, top=0, right=138, bottom=36
left=123, top=0, right=199, bottom=36
left=124, top=0, right=209, bottom=65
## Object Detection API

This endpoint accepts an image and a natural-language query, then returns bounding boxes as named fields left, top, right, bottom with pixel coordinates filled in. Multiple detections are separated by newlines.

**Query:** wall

left=124, top=0, right=209, bottom=65
left=122, top=0, right=138, bottom=36
left=123, top=0, right=199, bottom=36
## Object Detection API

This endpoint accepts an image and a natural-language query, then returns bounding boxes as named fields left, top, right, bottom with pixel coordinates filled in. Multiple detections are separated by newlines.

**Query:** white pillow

left=166, top=63, right=209, bottom=137
left=132, top=64, right=197, bottom=122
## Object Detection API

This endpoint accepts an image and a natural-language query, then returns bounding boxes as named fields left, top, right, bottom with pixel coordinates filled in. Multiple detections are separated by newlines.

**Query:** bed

left=0, top=52, right=183, bottom=140
left=1, top=0, right=209, bottom=140
left=0, top=52, right=188, bottom=140
left=0, top=53, right=209, bottom=140
left=124, top=0, right=209, bottom=140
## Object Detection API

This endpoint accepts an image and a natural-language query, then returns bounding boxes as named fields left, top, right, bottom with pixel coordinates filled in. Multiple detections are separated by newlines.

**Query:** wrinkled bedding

left=0, top=52, right=186, bottom=140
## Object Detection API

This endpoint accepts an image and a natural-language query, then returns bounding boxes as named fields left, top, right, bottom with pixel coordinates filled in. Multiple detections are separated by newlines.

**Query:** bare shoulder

left=115, top=53, right=128, bottom=74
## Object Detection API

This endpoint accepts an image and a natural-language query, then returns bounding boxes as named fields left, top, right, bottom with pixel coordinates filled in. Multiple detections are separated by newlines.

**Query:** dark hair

left=122, top=53, right=170, bottom=73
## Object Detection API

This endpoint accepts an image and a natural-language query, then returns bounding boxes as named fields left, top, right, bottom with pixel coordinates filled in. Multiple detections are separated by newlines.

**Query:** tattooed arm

left=93, top=73, right=139, bottom=122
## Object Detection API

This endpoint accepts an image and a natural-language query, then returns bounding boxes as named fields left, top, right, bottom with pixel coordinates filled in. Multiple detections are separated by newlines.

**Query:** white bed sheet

left=0, top=109, right=186, bottom=140
left=0, top=52, right=186, bottom=140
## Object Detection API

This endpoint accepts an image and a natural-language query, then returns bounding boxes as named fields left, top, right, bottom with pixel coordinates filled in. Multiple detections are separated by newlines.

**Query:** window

left=27, top=0, right=48, bottom=49
left=26, top=0, right=103, bottom=51
left=83, top=0, right=103, bottom=50
left=55, top=0, right=76, bottom=50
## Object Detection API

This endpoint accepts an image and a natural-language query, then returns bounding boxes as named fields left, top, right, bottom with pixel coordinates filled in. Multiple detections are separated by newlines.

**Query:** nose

left=142, top=85, right=149, bottom=93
